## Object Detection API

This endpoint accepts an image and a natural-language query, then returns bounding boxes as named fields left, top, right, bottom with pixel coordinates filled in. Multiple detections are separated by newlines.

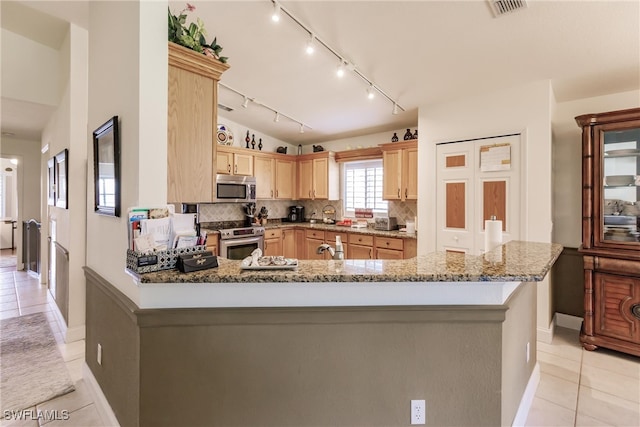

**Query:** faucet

left=316, top=243, right=344, bottom=260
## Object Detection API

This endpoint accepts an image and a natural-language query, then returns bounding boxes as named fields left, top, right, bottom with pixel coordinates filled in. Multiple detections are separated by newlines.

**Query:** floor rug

left=1, top=312, right=75, bottom=418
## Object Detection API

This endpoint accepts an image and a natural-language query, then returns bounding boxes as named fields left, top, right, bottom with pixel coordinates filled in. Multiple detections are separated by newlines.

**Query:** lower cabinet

left=594, top=272, right=640, bottom=344
left=206, top=234, right=218, bottom=256
left=349, top=234, right=374, bottom=260
left=283, top=229, right=296, bottom=258
left=263, top=229, right=283, bottom=257
left=305, top=229, right=326, bottom=260
left=374, top=236, right=417, bottom=259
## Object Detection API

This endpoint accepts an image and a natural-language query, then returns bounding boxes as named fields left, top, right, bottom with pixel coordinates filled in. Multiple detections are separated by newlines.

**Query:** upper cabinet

left=253, top=152, right=296, bottom=199
left=167, top=42, right=229, bottom=203
left=216, top=146, right=253, bottom=176
left=297, top=151, right=339, bottom=200
left=380, top=140, right=418, bottom=201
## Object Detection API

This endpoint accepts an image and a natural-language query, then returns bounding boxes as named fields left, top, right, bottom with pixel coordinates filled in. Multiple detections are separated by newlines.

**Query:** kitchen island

left=85, top=241, right=562, bottom=427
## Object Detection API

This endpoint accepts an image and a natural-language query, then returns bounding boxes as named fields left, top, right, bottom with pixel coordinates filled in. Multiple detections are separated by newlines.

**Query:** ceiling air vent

left=218, top=103, right=234, bottom=112
left=488, top=0, right=528, bottom=17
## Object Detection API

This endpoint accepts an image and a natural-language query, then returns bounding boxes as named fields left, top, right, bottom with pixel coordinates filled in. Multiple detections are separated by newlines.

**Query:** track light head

left=271, top=2, right=281, bottom=22
left=242, top=97, right=249, bottom=108
left=336, top=61, right=345, bottom=78
left=392, top=103, right=399, bottom=115
left=274, top=112, right=280, bottom=122
left=367, top=85, right=375, bottom=100
left=305, top=34, right=315, bottom=55
left=299, top=123, right=305, bottom=134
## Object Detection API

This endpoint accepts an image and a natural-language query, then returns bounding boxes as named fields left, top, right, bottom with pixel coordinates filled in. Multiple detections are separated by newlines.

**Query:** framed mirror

left=54, top=149, right=68, bottom=209
left=93, top=116, right=120, bottom=217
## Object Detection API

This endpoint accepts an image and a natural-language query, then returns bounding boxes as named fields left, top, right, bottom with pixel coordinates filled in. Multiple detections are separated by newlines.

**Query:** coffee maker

left=287, top=205, right=305, bottom=222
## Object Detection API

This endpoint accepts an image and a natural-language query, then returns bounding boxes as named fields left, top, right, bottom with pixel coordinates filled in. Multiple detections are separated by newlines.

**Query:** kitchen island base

left=85, top=267, right=538, bottom=427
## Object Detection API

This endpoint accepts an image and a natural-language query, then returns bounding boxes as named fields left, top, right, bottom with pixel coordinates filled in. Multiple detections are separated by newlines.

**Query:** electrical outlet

left=526, top=342, right=530, bottom=363
left=97, top=343, right=102, bottom=365
left=411, top=399, right=425, bottom=425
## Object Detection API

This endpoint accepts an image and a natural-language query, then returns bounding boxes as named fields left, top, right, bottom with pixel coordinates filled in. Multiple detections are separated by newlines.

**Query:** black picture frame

left=54, top=149, right=68, bottom=209
left=92, top=116, right=120, bottom=217
left=47, top=157, right=55, bottom=206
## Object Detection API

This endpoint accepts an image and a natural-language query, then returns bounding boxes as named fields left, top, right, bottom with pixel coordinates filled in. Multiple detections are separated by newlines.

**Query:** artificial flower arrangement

left=168, top=3, right=228, bottom=63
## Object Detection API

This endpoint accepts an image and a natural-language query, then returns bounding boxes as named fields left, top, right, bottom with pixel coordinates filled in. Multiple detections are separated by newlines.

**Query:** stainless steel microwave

left=214, top=174, right=257, bottom=203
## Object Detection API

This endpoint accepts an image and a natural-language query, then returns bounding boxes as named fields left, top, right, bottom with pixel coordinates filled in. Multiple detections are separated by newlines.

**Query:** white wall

left=1, top=28, right=61, bottom=106
left=218, top=115, right=293, bottom=154
left=86, top=1, right=167, bottom=304
left=418, top=79, right=555, bottom=340
left=552, top=90, right=640, bottom=248
left=311, top=127, right=417, bottom=153
left=41, top=23, right=88, bottom=341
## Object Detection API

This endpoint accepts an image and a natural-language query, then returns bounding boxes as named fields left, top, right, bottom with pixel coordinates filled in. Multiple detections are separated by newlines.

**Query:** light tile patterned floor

left=1, top=249, right=638, bottom=426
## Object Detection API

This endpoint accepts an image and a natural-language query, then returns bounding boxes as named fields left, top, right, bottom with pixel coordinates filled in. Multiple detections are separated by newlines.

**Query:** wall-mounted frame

left=92, top=116, right=120, bottom=217
left=47, top=158, right=55, bottom=206
left=54, top=149, right=68, bottom=209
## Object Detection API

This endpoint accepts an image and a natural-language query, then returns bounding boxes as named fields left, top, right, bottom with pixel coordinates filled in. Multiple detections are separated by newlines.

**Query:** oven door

left=219, top=235, right=264, bottom=260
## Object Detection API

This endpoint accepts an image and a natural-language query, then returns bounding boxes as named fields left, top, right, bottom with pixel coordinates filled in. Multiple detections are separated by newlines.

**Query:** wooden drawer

left=264, top=228, right=282, bottom=239
left=326, top=231, right=349, bottom=243
left=305, top=229, right=325, bottom=240
left=374, top=236, right=404, bottom=251
left=348, top=233, right=374, bottom=246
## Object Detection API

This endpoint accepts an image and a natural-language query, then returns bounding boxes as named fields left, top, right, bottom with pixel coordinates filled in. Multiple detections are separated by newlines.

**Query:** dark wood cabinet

left=577, top=107, right=640, bottom=356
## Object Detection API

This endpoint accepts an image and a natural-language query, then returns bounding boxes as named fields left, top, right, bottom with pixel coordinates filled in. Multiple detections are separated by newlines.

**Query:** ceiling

left=2, top=0, right=639, bottom=144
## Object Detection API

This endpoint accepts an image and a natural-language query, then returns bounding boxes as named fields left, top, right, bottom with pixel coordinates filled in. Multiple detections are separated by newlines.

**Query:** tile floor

left=0, top=249, right=638, bottom=426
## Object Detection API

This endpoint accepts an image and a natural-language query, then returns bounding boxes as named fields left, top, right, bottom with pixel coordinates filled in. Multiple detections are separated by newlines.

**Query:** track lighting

left=305, top=34, right=315, bottom=55
left=274, top=112, right=280, bottom=122
left=271, top=2, right=281, bottom=22
left=299, top=123, right=305, bottom=134
left=242, top=97, right=249, bottom=108
left=392, top=103, right=399, bottom=115
left=367, top=85, right=375, bottom=100
left=336, top=60, right=345, bottom=78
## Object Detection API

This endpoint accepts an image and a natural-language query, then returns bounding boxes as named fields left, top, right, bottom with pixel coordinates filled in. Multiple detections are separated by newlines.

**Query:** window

left=343, top=159, right=387, bottom=216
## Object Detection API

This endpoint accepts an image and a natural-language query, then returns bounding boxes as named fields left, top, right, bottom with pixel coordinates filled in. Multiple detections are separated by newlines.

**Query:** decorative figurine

left=251, top=134, right=256, bottom=149
left=245, top=131, right=250, bottom=149
left=412, top=129, right=418, bottom=139
left=403, top=129, right=412, bottom=140
left=391, top=132, right=399, bottom=142
left=258, top=138, right=263, bottom=150
left=313, top=145, right=325, bottom=152
left=298, top=144, right=302, bottom=155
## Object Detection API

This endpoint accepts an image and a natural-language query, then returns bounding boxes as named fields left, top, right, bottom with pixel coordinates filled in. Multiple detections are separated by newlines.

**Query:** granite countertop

left=201, top=222, right=417, bottom=239
left=133, top=241, right=563, bottom=284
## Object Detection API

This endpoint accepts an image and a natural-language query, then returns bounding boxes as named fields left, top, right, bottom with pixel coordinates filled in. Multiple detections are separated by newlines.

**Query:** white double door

left=436, top=134, right=521, bottom=254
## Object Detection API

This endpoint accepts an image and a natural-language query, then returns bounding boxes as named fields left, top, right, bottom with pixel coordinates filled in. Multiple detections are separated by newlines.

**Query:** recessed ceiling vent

left=218, top=103, right=234, bottom=112
left=488, top=0, right=528, bottom=17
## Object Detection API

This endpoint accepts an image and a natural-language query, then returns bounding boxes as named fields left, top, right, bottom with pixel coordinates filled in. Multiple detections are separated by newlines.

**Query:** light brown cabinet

left=381, top=140, right=418, bottom=201
left=577, top=107, right=640, bottom=357
left=283, top=229, right=296, bottom=258
left=205, top=234, right=219, bottom=256
left=216, top=146, right=253, bottom=176
left=263, top=228, right=283, bottom=257
left=374, top=236, right=417, bottom=259
left=297, top=152, right=339, bottom=200
left=305, top=229, right=326, bottom=260
left=167, top=42, right=229, bottom=203
left=348, top=234, right=374, bottom=260
left=253, top=153, right=296, bottom=200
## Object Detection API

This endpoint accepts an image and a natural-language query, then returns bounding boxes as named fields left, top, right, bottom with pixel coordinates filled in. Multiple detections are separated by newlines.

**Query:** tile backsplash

left=198, top=199, right=417, bottom=227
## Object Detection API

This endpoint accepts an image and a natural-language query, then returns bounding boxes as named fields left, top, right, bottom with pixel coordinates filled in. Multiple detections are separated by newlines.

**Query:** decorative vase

left=391, top=132, right=399, bottom=142
left=403, top=129, right=412, bottom=140
left=412, top=129, right=418, bottom=139
left=251, top=134, right=256, bottom=149
left=258, top=138, right=263, bottom=150
left=298, top=144, right=302, bottom=155
left=245, top=131, right=250, bottom=149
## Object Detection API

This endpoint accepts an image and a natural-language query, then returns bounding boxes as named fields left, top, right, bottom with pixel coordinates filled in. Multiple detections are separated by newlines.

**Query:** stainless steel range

left=218, top=226, right=265, bottom=260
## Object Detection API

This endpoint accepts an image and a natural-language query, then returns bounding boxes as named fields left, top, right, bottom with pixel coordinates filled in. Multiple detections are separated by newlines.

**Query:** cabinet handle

left=276, top=190, right=278, bottom=198
left=271, top=190, right=274, bottom=198
left=264, top=241, right=268, bottom=250
left=397, top=188, right=400, bottom=198
left=227, top=165, right=231, bottom=173
left=234, top=164, right=238, bottom=174
left=405, top=188, right=408, bottom=198
left=313, top=190, right=316, bottom=198
left=632, top=304, right=640, bottom=320
left=369, top=249, right=372, bottom=258
left=309, top=190, right=312, bottom=198
left=386, top=241, right=390, bottom=246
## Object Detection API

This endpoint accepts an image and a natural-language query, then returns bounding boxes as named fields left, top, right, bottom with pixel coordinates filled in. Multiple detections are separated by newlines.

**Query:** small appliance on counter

left=322, top=205, right=336, bottom=224
left=374, top=217, right=397, bottom=231
left=287, top=205, right=305, bottom=222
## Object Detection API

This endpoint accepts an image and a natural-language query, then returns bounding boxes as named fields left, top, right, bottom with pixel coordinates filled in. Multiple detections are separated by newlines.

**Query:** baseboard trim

left=512, top=363, right=540, bottom=427
left=83, top=363, right=120, bottom=427
left=555, top=313, right=583, bottom=331
left=49, top=298, right=86, bottom=343
left=537, top=319, right=555, bottom=344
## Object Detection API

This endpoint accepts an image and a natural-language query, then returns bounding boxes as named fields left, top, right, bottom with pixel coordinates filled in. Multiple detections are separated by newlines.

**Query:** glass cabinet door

left=602, top=126, right=640, bottom=243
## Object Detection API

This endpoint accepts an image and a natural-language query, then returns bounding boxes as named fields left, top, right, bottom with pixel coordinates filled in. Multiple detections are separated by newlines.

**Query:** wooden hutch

left=577, top=107, right=640, bottom=357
